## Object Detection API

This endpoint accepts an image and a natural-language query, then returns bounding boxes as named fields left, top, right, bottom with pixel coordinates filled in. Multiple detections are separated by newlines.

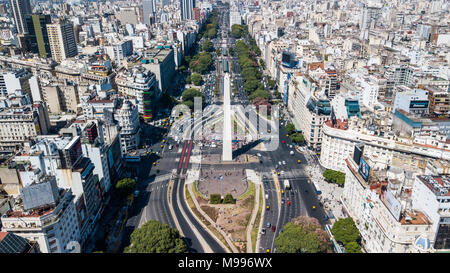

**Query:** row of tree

left=198, top=11, right=219, bottom=40
left=323, top=169, right=346, bottom=186
left=331, top=217, right=362, bottom=253
left=234, top=38, right=271, bottom=111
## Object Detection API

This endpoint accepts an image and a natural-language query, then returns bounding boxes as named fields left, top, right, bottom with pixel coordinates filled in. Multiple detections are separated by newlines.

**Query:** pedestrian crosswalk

left=152, top=173, right=172, bottom=183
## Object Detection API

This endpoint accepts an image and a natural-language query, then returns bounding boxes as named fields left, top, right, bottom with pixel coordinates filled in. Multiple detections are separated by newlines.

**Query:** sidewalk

left=307, top=164, right=346, bottom=222
left=246, top=183, right=260, bottom=253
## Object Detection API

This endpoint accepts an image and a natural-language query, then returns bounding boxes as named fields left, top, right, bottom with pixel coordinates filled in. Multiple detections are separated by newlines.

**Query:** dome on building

left=413, top=234, right=431, bottom=252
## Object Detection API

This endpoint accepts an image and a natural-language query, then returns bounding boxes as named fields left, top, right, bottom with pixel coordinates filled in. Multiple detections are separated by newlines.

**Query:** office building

left=10, top=0, right=32, bottom=34
left=47, top=19, right=78, bottom=63
left=25, top=14, right=52, bottom=58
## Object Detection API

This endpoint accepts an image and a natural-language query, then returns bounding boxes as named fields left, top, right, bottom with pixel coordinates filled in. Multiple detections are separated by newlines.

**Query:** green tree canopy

left=275, top=216, right=331, bottom=253
left=290, top=132, right=305, bottom=144
left=210, top=193, right=221, bottom=204
left=285, top=122, right=296, bottom=134
left=191, top=73, right=203, bottom=86
left=159, top=92, right=176, bottom=108
left=116, top=178, right=136, bottom=198
left=249, top=89, right=270, bottom=101
left=185, top=75, right=192, bottom=84
left=331, top=217, right=360, bottom=246
left=223, top=194, right=235, bottom=204
left=323, top=169, right=346, bottom=186
left=202, top=39, right=214, bottom=52
left=344, top=241, right=362, bottom=253
left=231, top=24, right=244, bottom=38
left=189, top=52, right=213, bottom=74
left=124, top=220, right=188, bottom=253
left=182, top=88, right=204, bottom=103
left=244, top=79, right=259, bottom=93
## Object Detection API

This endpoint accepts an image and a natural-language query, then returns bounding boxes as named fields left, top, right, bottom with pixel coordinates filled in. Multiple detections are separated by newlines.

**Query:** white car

left=282, top=161, right=286, bottom=165
left=278, top=161, right=282, bottom=166
left=257, top=153, right=262, bottom=157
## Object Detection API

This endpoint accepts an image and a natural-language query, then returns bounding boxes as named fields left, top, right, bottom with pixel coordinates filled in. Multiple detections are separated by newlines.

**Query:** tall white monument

left=222, top=73, right=233, bottom=161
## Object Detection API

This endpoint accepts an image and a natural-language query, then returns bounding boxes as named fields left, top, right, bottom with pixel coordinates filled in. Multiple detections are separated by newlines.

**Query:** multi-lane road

left=121, top=6, right=328, bottom=254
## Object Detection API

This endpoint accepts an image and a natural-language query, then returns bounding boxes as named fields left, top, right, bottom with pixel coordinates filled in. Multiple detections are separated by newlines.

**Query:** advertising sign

left=358, top=158, right=370, bottom=182
left=384, top=189, right=402, bottom=221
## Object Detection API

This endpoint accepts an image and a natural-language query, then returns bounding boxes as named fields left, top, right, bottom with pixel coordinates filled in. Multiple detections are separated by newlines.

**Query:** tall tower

left=10, top=0, right=32, bottom=34
left=47, top=19, right=78, bottom=63
left=142, top=0, right=156, bottom=25
left=180, top=0, right=195, bottom=20
left=26, top=14, right=52, bottom=58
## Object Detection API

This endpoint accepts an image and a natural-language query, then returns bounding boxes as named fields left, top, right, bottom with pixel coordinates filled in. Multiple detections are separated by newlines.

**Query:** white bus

left=312, top=180, right=322, bottom=195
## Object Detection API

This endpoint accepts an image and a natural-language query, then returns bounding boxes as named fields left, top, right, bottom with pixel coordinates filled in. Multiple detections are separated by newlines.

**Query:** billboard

left=383, top=189, right=401, bottom=221
left=358, top=158, right=370, bottom=182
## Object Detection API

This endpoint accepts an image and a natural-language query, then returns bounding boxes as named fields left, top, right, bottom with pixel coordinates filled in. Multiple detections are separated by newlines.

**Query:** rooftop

left=416, top=175, right=450, bottom=197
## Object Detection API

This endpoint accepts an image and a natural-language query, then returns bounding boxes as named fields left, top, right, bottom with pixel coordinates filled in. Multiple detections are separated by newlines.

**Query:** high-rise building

left=9, top=0, right=32, bottom=34
left=180, top=0, right=195, bottom=20
left=142, top=0, right=156, bottom=25
left=25, top=14, right=52, bottom=58
left=47, top=19, right=78, bottom=63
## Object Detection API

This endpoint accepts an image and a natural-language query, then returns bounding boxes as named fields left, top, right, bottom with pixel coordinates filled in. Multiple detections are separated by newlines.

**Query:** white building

left=342, top=156, right=435, bottom=253
left=412, top=175, right=450, bottom=251
left=1, top=179, right=81, bottom=253
left=0, top=68, right=32, bottom=97
left=320, top=117, right=450, bottom=173
left=393, top=87, right=429, bottom=116
left=105, top=40, right=133, bottom=64
left=287, top=75, right=331, bottom=150
left=115, top=100, right=141, bottom=155
left=230, top=11, right=242, bottom=29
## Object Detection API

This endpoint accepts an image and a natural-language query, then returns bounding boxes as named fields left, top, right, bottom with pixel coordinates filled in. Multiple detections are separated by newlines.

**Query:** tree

left=275, top=216, right=331, bottom=253
left=243, top=79, right=259, bottom=93
left=159, top=92, right=176, bottom=108
left=290, top=133, right=305, bottom=144
left=185, top=75, right=192, bottom=84
left=202, top=39, right=214, bottom=52
left=331, top=217, right=360, bottom=246
left=210, top=193, right=221, bottom=204
left=124, top=220, right=188, bottom=253
left=223, top=194, right=235, bottom=204
left=231, top=24, right=243, bottom=38
left=206, top=28, right=216, bottom=39
left=344, top=241, right=362, bottom=253
left=182, top=88, right=203, bottom=102
left=285, top=123, right=296, bottom=134
left=116, top=178, right=136, bottom=198
left=191, top=73, right=203, bottom=86
left=267, top=79, right=277, bottom=89
left=323, top=169, right=346, bottom=186
left=249, top=89, right=270, bottom=101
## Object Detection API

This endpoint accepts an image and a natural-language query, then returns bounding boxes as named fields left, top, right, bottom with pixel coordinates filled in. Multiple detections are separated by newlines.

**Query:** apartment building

left=1, top=178, right=81, bottom=253
left=342, top=154, right=435, bottom=253
left=288, top=74, right=331, bottom=150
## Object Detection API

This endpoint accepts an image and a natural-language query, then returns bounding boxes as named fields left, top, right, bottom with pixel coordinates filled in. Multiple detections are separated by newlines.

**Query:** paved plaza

left=197, top=167, right=249, bottom=198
